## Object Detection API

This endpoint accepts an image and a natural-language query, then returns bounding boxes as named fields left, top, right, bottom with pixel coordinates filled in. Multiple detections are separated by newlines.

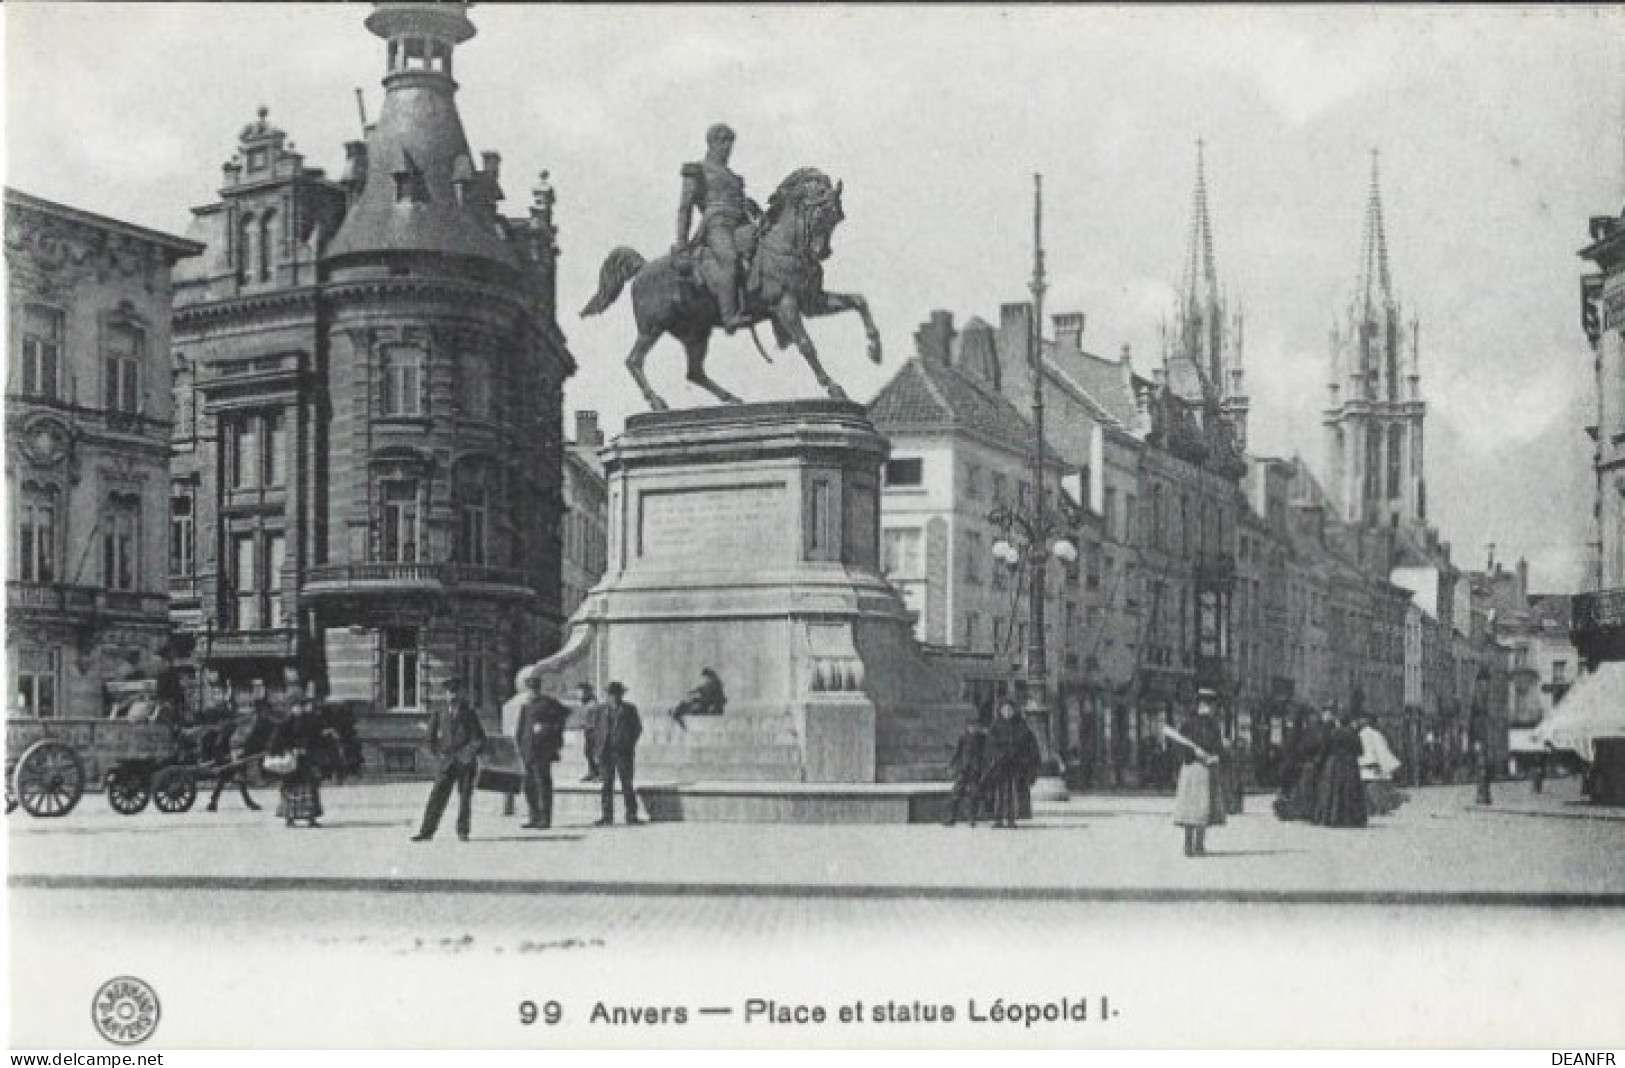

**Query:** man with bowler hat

left=412, top=675, right=487, bottom=842
left=516, top=672, right=570, bottom=829
left=595, top=681, right=643, bottom=825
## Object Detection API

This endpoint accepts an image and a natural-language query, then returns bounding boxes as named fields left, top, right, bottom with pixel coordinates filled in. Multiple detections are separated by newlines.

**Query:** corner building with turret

left=169, top=1, right=574, bottom=770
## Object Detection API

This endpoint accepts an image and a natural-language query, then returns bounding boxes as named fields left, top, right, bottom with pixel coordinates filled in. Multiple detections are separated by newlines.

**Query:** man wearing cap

left=412, top=675, right=487, bottom=842
left=594, top=681, right=643, bottom=826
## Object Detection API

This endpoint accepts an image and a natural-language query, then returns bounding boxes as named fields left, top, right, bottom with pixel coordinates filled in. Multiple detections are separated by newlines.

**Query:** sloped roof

left=1527, top=594, right=1573, bottom=630
left=324, top=82, right=519, bottom=270
left=1043, top=341, right=1139, bottom=432
left=869, top=357, right=1066, bottom=465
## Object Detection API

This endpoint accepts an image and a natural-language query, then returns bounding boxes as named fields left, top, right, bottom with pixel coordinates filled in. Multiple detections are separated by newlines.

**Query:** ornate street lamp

left=986, top=173, right=1081, bottom=793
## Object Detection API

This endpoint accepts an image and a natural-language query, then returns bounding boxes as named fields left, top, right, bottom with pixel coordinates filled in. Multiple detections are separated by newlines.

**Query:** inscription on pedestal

left=638, top=483, right=785, bottom=566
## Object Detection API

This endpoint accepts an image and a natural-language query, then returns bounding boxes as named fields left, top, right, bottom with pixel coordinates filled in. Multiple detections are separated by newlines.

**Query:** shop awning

left=1530, top=661, right=1625, bottom=763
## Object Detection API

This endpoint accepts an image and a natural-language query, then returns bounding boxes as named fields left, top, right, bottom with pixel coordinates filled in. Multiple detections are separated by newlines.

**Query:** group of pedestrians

left=941, top=698, right=1043, bottom=829
left=409, top=674, right=646, bottom=842
left=1271, top=706, right=1406, bottom=830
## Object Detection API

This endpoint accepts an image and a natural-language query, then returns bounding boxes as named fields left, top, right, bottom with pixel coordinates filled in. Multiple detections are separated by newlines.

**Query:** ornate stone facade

left=5, top=188, right=200, bottom=718
left=169, top=2, right=574, bottom=769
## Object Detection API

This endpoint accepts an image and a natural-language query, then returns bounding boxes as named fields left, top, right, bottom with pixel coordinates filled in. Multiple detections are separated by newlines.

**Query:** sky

left=5, top=3, right=1622, bottom=592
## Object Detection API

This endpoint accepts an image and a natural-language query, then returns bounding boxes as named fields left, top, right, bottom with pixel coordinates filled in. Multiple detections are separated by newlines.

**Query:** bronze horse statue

left=581, top=168, right=882, bottom=411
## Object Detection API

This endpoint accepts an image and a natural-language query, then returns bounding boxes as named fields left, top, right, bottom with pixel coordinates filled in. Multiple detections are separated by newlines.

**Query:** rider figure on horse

left=675, top=123, right=760, bottom=334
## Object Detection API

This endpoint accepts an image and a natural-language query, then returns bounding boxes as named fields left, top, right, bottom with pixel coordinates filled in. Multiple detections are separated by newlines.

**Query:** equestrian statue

left=581, top=123, right=882, bottom=411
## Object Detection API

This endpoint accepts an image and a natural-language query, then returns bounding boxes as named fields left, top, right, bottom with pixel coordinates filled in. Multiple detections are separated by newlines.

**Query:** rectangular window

left=1103, top=487, right=1116, bottom=540
left=381, top=346, right=424, bottom=417
left=459, top=495, right=488, bottom=567
left=463, top=358, right=492, bottom=420
left=104, top=324, right=144, bottom=413
left=1124, top=494, right=1138, bottom=544
left=20, top=305, right=64, bottom=400
left=170, top=496, right=195, bottom=575
left=264, top=410, right=287, bottom=488
left=18, top=495, right=57, bottom=583
left=381, top=481, right=419, bottom=563
left=232, top=533, right=258, bottom=629
left=230, top=415, right=260, bottom=489
left=385, top=627, right=420, bottom=711
left=265, top=533, right=286, bottom=628
left=15, top=650, right=59, bottom=718
left=458, top=649, right=489, bottom=712
left=103, top=504, right=138, bottom=591
left=1552, top=660, right=1568, bottom=686
left=881, top=527, right=922, bottom=580
left=964, top=530, right=983, bottom=585
left=963, top=463, right=981, bottom=500
left=992, top=473, right=1009, bottom=508
left=883, top=457, right=923, bottom=487
left=963, top=612, right=979, bottom=651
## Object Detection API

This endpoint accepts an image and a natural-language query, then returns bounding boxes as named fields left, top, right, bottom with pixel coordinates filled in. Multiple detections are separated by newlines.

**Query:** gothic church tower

left=1323, top=153, right=1425, bottom=531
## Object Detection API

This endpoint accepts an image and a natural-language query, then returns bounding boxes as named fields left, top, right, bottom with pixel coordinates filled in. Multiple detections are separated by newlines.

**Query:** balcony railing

left=302, top=562, right=537, bottom=595
left=8, top=582, right=168, bottom=618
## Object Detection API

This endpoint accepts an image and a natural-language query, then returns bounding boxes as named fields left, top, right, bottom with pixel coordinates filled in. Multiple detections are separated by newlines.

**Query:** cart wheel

left=152, top=767, right=197, bottom=814
left=106, top=768, right=152, bottom=815
left=12, top=740, right=85, bottom=818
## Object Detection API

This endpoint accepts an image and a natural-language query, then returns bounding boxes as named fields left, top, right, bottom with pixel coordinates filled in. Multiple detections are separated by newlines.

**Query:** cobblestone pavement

left=9, top=776, right=1623, bottom=898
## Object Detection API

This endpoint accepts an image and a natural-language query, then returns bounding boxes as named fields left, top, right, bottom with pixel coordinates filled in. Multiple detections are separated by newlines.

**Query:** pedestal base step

left=542, top=780, right=953, bottom=824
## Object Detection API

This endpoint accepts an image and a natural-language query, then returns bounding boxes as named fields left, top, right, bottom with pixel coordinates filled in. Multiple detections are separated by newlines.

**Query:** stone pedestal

left=534, top=400, right=965, bottom=786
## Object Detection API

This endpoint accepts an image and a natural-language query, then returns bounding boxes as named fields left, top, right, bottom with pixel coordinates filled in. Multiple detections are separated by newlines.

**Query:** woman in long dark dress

left=982, top=699, right=1040, bottom=829
left=1171, top=691, right=1224, bottom=857
left=268, top=684, right=331, bottom=828
left=1312, top=715, right=1368, bottom=828
left=1276, top=708, right=1331, bottom=821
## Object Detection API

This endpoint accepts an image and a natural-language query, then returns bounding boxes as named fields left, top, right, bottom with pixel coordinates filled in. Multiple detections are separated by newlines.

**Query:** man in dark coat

left=594, top=681, right=643, bottom=826
left=515, top=673, right=570, bottom=829
left=412, top=676, right=488, bottom=842
left=577, top=682, right=603, bottom=782
left=941, top=714, right=989, bottom=826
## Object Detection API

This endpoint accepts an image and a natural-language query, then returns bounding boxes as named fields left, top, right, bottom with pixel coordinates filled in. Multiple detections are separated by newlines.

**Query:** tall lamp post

left=988, top=173, right=1080, bottom=797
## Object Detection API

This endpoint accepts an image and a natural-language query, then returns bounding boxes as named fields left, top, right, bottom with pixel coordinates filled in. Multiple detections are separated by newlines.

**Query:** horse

left=581, top=167, right=883, bottom=412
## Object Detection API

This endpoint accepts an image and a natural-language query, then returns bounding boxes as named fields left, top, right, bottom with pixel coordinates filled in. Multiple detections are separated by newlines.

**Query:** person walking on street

left=941, top=712, right=989, bottom=827
left=412, top=676, right=487, bottom=842
left=516, top=673, right=570, bottom=829
left=1169, top=688, right=1224, bottom=857
left=207, top=687, right=272, bottom=812
left=981, top=698, right=1040, bottom=830
left=1470, top=708, right=1495, bottom=806
left=594, top=681, right=643, bottom=826
left=267, top=682, right=331, bottom=828
left=499, top=666, right=536, bottom=817
left=1312, top=713, right=1369, bottom=828
left=577, top=682, right=604, bottom=782
left=1357, top=715, right=1404, bottom=816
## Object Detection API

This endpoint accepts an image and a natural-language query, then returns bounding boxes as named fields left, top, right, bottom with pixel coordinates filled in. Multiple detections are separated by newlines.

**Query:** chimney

left=341, top=141, right=368, bottom=201
left=481, top=151, right=501, bottom=180
left=913, top=310, right=956, bottom=365
left=574, top=410, right=602, bottom=448
left=1517, top=557, right=1529, bottom=604
left=1053, top=312, right=1086, bottom=355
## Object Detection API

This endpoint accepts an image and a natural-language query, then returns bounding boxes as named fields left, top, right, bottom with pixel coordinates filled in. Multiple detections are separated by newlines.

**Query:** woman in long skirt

left=982, top=698, right=1040, bottom=829
left=1171, top=689, right=1225, bottom=857
left=1312, top=715, right=1369, bottom=828
left=269, top=684, right=327, bottom=828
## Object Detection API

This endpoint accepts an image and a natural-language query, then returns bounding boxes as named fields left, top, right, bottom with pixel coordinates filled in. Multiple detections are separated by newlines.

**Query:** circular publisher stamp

left=91, top=976, right=161, bottom=1045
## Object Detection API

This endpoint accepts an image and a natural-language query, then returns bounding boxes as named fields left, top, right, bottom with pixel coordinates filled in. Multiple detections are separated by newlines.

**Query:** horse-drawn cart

left=5, top=715, right=261, bottom=818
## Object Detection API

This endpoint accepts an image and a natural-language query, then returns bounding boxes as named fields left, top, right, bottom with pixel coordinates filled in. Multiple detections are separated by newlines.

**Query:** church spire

left=1181, top=138, right=1219, bottom=311
left=1358, top=149, right=1393, bottom=311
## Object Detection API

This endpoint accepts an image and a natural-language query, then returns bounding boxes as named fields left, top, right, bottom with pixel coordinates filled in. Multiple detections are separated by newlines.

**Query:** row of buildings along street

left=4, top=0, right=1618, bottom=799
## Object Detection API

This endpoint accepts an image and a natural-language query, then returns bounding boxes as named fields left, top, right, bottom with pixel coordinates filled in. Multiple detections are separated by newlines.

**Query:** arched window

left=17, top=484, right=59, bottom=583
left=1387, top=425, right=1403, bottom=501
